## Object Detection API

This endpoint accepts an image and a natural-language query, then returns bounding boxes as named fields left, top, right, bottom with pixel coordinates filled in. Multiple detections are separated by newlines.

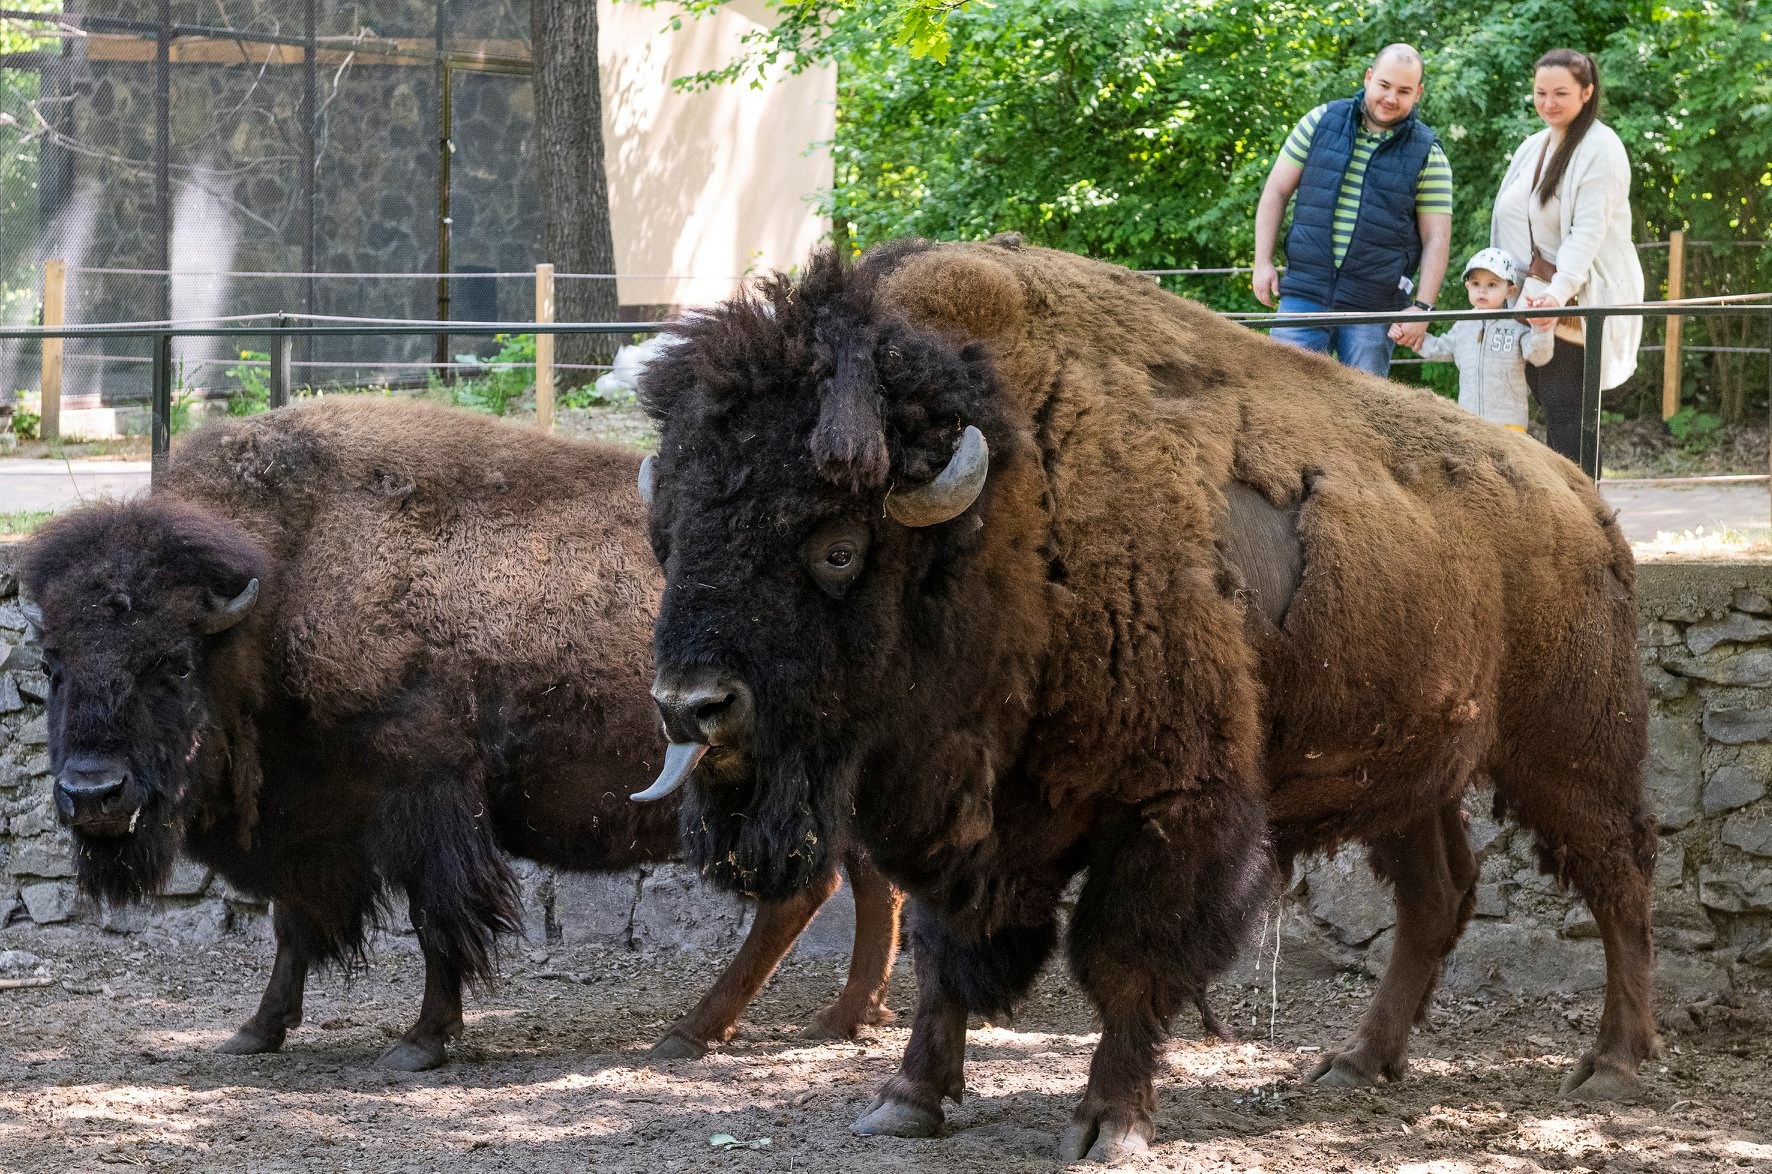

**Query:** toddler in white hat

left=1392, top=247, right=1554, bottom=432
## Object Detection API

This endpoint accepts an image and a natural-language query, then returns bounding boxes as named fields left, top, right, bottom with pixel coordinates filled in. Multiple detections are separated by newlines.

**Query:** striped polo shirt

left=1280, top=103, right=1454, bottom=266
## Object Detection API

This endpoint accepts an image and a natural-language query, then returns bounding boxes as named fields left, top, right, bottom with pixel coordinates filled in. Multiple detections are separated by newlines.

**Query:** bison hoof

left=216, top=1026, right=286, bottom=1055
left=801, top=1001, right=894, bottom=1040
left=1197, top=1008, right=1236, bottom=1044
left=1057, top=1119, right=1152, bottom=1165
left=851, top=1097, right=941, bottom=1138
left=1306, top=1049, right=1392, bottom=1088
left=1559, top=1057, right=1643, bottom=1102
left=648, top=1032, right=710, bottom=1062
left=378, top=1038, right=448, bottom=1072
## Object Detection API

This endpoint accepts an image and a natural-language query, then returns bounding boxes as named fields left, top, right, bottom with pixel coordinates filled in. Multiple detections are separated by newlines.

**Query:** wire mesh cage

left=1, top=0, right=543, bottom=419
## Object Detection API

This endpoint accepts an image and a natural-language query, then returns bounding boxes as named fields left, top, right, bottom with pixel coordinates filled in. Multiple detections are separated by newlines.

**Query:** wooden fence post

left=41, top=258, right=64, bottom=445
left=534, top=262, right=555, bottom=433
left=1662, top=230, right=1685, bottom=421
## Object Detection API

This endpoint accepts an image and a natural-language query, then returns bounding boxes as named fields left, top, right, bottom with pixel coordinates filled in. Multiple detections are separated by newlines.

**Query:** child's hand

left=1522, top=293, right=1559, bottom=333
left=1386, top=322, right=1416, bottom=351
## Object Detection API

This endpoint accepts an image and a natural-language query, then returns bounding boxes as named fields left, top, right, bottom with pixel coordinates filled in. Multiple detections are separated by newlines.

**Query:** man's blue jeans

left=1270, top=294, right=1395, bottom=378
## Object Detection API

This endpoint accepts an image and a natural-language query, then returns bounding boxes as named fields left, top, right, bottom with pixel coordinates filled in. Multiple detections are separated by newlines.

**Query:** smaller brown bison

left=20, top=397, right=899, bottom=1070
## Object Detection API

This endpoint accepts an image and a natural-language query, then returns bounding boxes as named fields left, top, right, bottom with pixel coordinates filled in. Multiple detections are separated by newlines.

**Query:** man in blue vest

left=1251, top=44, right=1453, bottom=377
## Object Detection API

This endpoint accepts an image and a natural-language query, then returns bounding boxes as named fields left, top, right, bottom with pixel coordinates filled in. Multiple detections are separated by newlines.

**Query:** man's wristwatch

left=1410, top=299, right=1434, bottom=311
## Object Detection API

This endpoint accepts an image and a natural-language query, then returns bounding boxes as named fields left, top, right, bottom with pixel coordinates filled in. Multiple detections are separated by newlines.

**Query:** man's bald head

left=1373, top=44, right=1424, bottom=82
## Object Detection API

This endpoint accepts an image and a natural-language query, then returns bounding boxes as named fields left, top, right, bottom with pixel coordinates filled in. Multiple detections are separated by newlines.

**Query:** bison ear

left=809, top=347, right=890, bottom=492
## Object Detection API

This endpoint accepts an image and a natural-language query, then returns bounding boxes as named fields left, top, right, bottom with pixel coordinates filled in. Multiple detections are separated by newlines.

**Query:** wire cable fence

left=12, top=242, right=1768, bottom=395
left=2, top=296, right=1768, bottom=491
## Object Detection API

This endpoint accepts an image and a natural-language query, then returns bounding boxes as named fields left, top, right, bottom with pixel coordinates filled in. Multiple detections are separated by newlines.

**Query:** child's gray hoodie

left=1416, top=318, right=1554, bottom=429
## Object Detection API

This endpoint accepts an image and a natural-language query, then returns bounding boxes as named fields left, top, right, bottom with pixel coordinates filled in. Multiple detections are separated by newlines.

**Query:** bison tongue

left=631, top=742, right=709, bottom=802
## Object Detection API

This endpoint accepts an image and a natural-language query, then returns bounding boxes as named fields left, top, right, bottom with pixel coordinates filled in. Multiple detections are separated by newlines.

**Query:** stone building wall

left=35, top=0, right=541, bottom=400
left=2, top=545, right=1767, bottom=991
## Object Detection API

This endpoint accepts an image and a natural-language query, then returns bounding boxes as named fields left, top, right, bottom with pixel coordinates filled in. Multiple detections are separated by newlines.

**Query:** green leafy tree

left=1, top=2, right=59, bottom=327
left=659, top=0, right=1768, bottom=412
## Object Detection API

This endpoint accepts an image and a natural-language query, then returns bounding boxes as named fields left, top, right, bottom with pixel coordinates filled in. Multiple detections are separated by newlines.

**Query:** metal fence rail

left=14, top=242, right=1767, bottom=417
left=1238, top=299, right=1772, bottom=481
left=2, top=298, right=1769, bottom=486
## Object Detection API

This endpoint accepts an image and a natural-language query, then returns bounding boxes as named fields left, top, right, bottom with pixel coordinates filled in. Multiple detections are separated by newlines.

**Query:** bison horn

left=19, top=597, right=43, bottom=638
left=199, top=578, right=260, bottom=635
left=632, top=741, right=708, bottom=803
left=637, top=454, right=658, bottom=505
left=884, top=425, right=990, bottom=528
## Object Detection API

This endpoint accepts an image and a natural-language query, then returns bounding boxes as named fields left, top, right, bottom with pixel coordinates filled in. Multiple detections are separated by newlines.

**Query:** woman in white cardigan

left=1490, top=49, right=1644, bottom=464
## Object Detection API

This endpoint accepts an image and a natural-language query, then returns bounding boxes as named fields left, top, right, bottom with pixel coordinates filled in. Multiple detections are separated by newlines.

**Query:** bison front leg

left=377, top=778, right=521, bottom=1072
left=1309, top=803, right=1477, bottom=1088
left=380, top=895, right=470, bottom=1072
left=853, top=906, right=1054, bottom=1140
left=650, top=865, right=843, bottom=1061
left=217, top=919, right=308, bottom=1055
left=1065, top=789, right=1274, bottom=1163
left=802, top=851, right=903, bottom=1040
left=851, top=937, right=968, bottom=1139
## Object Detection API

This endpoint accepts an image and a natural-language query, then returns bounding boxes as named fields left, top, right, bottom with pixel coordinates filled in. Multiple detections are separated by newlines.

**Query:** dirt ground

left=0, top=926, right=1767, bottom=1174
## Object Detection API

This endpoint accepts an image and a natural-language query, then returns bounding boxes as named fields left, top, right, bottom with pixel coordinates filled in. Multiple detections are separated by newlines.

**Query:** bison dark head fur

left=637, top=243, right=1045, bottom=901
left=20, top=498, right=269, bottom=904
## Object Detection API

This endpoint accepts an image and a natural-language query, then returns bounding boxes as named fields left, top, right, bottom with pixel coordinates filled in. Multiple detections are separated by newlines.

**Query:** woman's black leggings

left=1525, top=337, right=1587, bottom=464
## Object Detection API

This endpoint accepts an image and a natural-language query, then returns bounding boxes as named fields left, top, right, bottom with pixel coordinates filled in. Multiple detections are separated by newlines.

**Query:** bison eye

left=803, top=519, right=870, bottom=598
left=165, top=653, right=195, bottom=680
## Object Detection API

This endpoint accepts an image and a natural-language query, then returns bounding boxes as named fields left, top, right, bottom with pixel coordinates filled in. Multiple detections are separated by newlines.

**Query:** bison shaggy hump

left=21, top=396, right=900, bottom=1070
left=638, top=239, right=1656, bottom=1161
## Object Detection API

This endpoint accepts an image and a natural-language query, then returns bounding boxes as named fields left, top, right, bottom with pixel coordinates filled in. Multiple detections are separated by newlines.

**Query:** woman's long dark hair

left=1535, top=49, right=1601, bottom=206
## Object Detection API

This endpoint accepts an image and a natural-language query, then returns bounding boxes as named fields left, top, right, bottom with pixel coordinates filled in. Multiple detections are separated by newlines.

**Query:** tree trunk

left=1715, top=312, right=1744, bottom=425
left=532, top=0, right=620, bottom=380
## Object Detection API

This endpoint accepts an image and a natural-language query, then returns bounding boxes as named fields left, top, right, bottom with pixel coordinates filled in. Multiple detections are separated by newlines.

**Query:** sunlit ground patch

left=1635, top=523, right=1772, bottom=560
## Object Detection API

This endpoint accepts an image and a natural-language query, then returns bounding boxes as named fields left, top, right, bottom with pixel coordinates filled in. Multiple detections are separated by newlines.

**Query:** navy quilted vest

left=1282, top=95, right=1438, bottom=310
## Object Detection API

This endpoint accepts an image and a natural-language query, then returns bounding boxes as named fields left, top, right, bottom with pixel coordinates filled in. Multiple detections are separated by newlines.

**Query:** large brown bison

left=633, top=239, right=1657, bottom=1161
left=20, top=397, right=899, bottom=1070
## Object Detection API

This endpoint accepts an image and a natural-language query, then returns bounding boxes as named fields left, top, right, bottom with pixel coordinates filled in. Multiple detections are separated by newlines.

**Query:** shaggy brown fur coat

left=637, top=237, right=1655, bottom=1160
left=22, top=397, right=898, bottom=1068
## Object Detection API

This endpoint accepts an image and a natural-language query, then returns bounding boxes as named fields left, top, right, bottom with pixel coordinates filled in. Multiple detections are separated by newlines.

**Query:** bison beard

left=74, top=807, right=181, bottom=906
left=638, top=237, right=1659, bottom=1161
left=679, top=741, right=855, bottom=902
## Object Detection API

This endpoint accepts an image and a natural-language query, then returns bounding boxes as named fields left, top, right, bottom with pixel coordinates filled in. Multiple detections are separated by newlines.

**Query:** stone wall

left=31, top=0, right=542, bottom=401
left=2, top=544, right=1768, bottom=991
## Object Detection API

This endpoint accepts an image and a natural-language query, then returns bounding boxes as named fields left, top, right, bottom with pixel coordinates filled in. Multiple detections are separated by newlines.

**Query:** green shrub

left=168, top=387, right=199, bottom=436
left=227, top=350, right=271, bottom=416
left=450, top=333, right=536, bottom=416
left=1666, top=405, right=1723, bottom=451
